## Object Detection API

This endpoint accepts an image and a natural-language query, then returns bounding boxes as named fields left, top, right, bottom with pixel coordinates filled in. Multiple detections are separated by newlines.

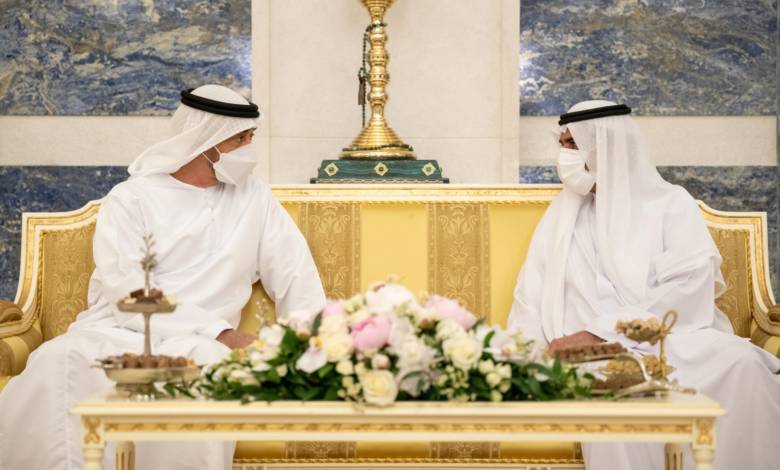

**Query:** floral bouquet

left=171, top=282, right=593, bottom=405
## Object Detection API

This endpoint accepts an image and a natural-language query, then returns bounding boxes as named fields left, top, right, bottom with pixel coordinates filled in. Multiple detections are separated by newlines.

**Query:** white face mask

left=202, top=145, right=257, bottom=186
left=556, top=147, right=595, bottom=196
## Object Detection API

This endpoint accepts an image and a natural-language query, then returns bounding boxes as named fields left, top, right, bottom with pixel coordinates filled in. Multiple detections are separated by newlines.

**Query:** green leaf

left=311, top=312, right=323, bottom=337
left=483, top=330, right=496, bottom=348
left=317, top=363, right=335, bottom=379
left=323, top=386, right=340, bottom=401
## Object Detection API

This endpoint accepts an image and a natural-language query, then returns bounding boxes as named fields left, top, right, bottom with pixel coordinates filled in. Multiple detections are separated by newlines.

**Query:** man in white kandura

left=508, top=100, right=780, bottom=470
left=0, top=85, right=326, bottom=470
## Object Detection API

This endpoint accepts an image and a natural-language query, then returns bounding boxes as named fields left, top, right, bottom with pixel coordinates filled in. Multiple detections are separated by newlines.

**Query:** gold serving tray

left=99, top=365, right=200, bottom=401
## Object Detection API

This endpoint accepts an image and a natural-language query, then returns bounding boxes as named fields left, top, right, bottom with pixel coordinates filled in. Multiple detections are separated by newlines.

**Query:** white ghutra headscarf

left=128, top=85, right=259, bottom=177
left=538, top=100, right=725, bottom=340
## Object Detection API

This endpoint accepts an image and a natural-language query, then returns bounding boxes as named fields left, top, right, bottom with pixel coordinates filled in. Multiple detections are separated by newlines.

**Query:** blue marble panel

left=520, top=0, right=777, bottom=116
left=0, top=166, right=127, bottom=300
left=519, top=165, right=780, bottom=296
left=0, top=0, right=250, bottom=115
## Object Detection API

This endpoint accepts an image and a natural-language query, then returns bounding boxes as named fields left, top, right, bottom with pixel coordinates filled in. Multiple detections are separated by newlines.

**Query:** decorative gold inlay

left=373, top=162, right=389, bottom=177
left=298, top=203, right=361, bottom=299
left=428, top=203, right=491, bottom=318
left=104, top=421, right=692, bottom=435
left=285, top=441, right=357, bottom=459
left=83, top=417, right=102, bottom=445
left=429, top=441, right=500, bottom=459
left=421, top=163, right=436, bottom=177
left=324, top=163, right=339, bottom=177
left=695, top=418, right=714, bottom=446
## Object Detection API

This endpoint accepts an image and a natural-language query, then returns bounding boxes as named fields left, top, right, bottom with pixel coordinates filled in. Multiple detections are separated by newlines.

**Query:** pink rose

left=322, top=300, right=346, bottom=318
left=351, top=315, right=392, bottom=353
left=425, top=296, right=477, bottom=330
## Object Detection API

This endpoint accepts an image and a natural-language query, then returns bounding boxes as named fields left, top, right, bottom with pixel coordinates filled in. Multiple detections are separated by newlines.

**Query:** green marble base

left=311, top=159, right=448, bottom=183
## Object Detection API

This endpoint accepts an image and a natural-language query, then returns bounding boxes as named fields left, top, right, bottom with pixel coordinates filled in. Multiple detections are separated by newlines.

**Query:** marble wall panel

left=0, top=166, right=127, bottom=300
left=0, top=0, right=250, bottom=115
left=519, top=165, right=780, bottom=295
left=519, top=0, right=777, bottom=116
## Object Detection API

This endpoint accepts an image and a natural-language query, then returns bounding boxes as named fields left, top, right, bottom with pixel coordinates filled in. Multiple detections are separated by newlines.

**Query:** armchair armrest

left=752, top=305, right=780, bottom=359
left=0, top=300, right=43, bottom=378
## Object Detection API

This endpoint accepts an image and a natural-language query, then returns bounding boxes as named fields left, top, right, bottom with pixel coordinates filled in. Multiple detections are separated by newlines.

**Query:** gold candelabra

left=340, top=0, right=416, bottom=160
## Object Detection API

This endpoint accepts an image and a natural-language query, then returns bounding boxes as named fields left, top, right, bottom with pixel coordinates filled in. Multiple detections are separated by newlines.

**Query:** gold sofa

left=1, top=184, right=779, bottom=470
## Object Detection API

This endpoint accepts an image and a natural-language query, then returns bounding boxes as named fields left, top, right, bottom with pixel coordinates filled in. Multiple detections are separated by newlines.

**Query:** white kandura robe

left=509, top=192, right=780, bottom=470
left=0, top=174, right=326, bottom=470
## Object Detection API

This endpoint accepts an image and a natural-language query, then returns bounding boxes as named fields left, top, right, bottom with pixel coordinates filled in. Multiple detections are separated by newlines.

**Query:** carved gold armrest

left=0, top=300, right=42, bottom=377
left=753, top=305, right=780, bottom=359
left=768, top=307, right=780, bottom=325
left=0, top=300, right=22, bottom=324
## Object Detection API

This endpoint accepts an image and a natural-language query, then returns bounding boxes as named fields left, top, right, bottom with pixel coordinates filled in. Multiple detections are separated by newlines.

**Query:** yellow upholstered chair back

left=2, top=185, right=777, bottom=349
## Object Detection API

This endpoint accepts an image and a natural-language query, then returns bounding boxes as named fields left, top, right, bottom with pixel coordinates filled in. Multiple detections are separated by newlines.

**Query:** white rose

left=336, top=360, right=354, bottom=375
left=486, top=371, right=501, bottom=387
left=371, top=354, right=390, bottom=370
left=397, top=340, right=434, bottom=372
left=442, top=335, right=482, bottom=371
left=359, top=370, right=398, bottom=406
left=478, top=359, right=495, bottom=375
left=436, top=318, right=466, bottom=341
left=490, top=390, right=503, bottom=402
left=388, top=317, right=415, bottom=353
left=320, top=314, right=349, bottom=336
left=366, top=283, right=417, bottom=314
left=499, top=381, right=510, bottom=393
left=275, top=364, right=288, bottom=377
left=322, top=332, right=354, bottom=362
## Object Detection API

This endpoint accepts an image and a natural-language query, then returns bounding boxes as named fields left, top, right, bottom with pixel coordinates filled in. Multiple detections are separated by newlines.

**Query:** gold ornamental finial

left=341, top=0, right=415, bottom=160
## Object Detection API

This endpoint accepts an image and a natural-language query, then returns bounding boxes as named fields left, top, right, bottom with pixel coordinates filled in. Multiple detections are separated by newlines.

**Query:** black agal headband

left=180, top=89, right=260, bottom=118
left=558, top=104, right=631, bottom=126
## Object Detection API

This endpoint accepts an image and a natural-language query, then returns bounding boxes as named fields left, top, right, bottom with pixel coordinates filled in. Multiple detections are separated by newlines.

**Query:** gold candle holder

left=340, top=0, right=416, bottom=160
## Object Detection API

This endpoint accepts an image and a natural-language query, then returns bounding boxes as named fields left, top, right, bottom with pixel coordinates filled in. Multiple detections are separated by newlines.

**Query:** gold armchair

left=1, top=185, right=778, bottom=469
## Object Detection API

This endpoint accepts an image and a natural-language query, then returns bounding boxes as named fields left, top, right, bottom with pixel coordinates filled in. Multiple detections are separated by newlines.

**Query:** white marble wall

left=0, top=0, right=775, bottom=181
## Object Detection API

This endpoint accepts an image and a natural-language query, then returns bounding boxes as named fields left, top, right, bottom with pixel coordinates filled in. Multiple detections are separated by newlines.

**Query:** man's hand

left=547, top=331, right=604, bottom=357
left=216, top=329, right=257, bottom=349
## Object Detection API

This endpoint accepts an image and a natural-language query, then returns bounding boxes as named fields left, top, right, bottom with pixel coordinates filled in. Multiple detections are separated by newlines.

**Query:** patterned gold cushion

left=38, top=224, right=96, bottom=341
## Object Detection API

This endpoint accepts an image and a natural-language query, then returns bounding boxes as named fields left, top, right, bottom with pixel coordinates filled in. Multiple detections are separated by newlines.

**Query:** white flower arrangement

left=173, top=281, right=593, bottom=405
